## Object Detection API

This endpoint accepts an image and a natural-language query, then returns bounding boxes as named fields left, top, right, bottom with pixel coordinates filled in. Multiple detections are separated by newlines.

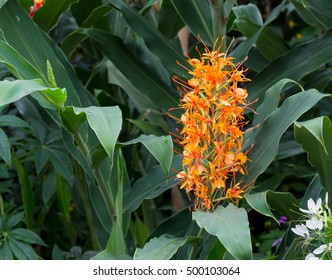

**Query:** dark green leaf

left=193, top=204, right=252, bottom=260
left=0, top=128, right=10, bottom=165
left=134, top=234, right=195, bottom=260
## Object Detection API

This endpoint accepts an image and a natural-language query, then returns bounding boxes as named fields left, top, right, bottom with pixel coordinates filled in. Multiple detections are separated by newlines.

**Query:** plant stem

left=74, top=132, right=116, bottom=224
left=73, top=162, right=101, bottom=251
left=189, top=227, right=205, bottom=260
left=210, top=0, right=227, bottom=52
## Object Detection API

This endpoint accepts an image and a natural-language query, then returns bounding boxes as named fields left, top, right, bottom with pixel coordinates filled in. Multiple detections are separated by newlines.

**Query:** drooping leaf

left=245, top=191, right=300, bottom=222
left=248, top=30, right=332, bottom=106
left=295, top=116, right=332, bottom=197
left=193, top=204, right=252, bottom=260
left=120, top=134, right=173, bottom=176
left=243, top=89, right=328, bottom=185
left=134, top=234, right=195, bottom=260
left=10, top=228, right=46, bottom=246
left=72, top=106, right=122, bottom=166
left=170, top=0, right=214, bottom=45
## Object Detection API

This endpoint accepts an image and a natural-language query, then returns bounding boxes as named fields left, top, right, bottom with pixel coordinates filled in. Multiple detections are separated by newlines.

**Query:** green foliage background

left=0, top=0, right=332, bottom=260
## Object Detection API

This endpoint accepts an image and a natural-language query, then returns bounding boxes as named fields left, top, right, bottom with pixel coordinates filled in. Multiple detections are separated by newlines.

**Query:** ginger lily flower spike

left=30, top=0, right=45, bottom=18
left=169, top=36, right=254, bottom=211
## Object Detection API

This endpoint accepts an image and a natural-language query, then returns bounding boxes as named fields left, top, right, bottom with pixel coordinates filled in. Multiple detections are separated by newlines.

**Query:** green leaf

left=56, top=174, right=72, bottom=223
left=300, top=174, right=326, bottom=209
left=248, top=30, right=332, bottom=106
left=90, top=250, right=131, bottom=260
left=0, top=240, right=13, bottom=260
left=85, top=29, right=178, bottom=112
left=0, top=128, right=10, bottom=165
left=33, top=0, right=79, bottom=32
left=7, top=236, right=38, bottom=260
left=106, top=223, right=126, bottom=256
left=243, top=89, right=328, bottom=185
left=134, top=234, right=194, bottom=260
left=0, top=0, right=8, bottom=9
left=193, top=204, right=252, bottom=260
left=7, top=212, right=24, bottom=229
left=245, top=191, right=300, bottom=222
left=73, top=106, right=122, bottom=165
left=10, top=228, right=46, bottom=246
left=130, top=216, right=150, bottom=248
left=0, top=79, right=64, bottom=109
left=0, top=0, right=93, bottom=107
left=295, top=116, right=332, bottom=196
left=124, top=155, right=182, bottom=213
left=120, top=134, right=173, bottom=176
left=171, top=0, right=214, bottom=45
left=109, top=0, right=188, bottom=77
left=0, top=115, right=30, bottom=128
left=49, top=148, right=74, bottom=183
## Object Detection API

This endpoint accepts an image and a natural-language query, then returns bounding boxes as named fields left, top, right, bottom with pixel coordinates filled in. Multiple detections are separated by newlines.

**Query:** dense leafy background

left=1, top=0, right=332, bottom=260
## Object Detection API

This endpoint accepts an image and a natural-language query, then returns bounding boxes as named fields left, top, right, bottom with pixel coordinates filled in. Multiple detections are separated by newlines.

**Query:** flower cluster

left=291, top=195, right=332, bottom=260
left=29, top=0, right=45, bottom=18
left=170, top=37, right=252, bottom=211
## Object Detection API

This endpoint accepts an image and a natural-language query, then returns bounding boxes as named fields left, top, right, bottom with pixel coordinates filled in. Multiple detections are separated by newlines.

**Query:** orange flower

left=29, top=0, right=45, bottom=18
left=169, top=36, right=252, bottom=211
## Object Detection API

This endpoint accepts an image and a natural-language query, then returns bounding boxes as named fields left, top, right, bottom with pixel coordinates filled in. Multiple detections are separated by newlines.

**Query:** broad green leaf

left=231, top=2, right=286, bottom=62
left=33, top=0, right=79, bottom=32
left=243, top=89, right=328, bottom=185
left=296, top=0, right=332, bottom=26
left=10, top=228, right=46, bottom=246
left=158, top=0, right=184, bottom=39
left=245, top=191, right=300, bottom=222
left=73, top=106, right=122, bottom=165
left=106, top=223, right=126, bottom=256
left=0, top=0, right=7, bottom=9
left=0, top=79, right=65, bottom=109
left=134, top=234, right=195, bottom=260
left=0, top=0, right=94, bottom=107
left=0, top=128, right=10, bottom=165
left=106, top=61, right=158, bottom=111
left=150, top=209, right=192, bottom=239
left=295, top=116, right=332, bottom=196
left=248, top=30, right=332, bottom=106
left=109, top=0, right=188, bottom=77
left=85, top=29, right=178, bottom=112
left=193, top=204, right=252, bottom=260
left=124, top=155, right=182, bottom=213
left=120, top=134, right=173, bottom=176
left=171, top=0, right=214, bottom=45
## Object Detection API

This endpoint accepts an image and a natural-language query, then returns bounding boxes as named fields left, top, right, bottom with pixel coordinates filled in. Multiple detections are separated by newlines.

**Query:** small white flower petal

left=291, top=224, right=309, bottom=237
left=306, top=217, right=323, bottom=231
left=329, top=243, right=332, bottom=248
left=305, top=253, right=319, bottom=260
left=313, top=245, right=327, bottom=255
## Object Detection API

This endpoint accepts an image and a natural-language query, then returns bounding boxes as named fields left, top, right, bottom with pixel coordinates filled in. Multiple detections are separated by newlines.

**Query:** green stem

left=189, top=227, right=205, bottom=260
left=73, top=162, right=101, bottom=251
left=74, top=132, right=116, bottom=224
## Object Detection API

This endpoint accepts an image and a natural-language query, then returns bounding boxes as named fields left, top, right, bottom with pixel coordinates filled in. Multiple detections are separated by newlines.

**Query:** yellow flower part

left=170, top=37, right=253, bottom=211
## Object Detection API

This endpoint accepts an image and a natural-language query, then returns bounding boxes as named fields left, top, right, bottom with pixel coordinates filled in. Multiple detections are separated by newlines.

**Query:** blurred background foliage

left=0, top=0, right=332, bottom=260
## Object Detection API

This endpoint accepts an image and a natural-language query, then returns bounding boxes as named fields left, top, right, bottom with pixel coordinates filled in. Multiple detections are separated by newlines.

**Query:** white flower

left=291, top=224, right=310, bottom=237
left=305, top=253, right=319, bottom=260
left=300, top=198, right=323, bottom=216
left=313, top=244, right=327, bottom=255
left=306, top=217, right=323, bottom=231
